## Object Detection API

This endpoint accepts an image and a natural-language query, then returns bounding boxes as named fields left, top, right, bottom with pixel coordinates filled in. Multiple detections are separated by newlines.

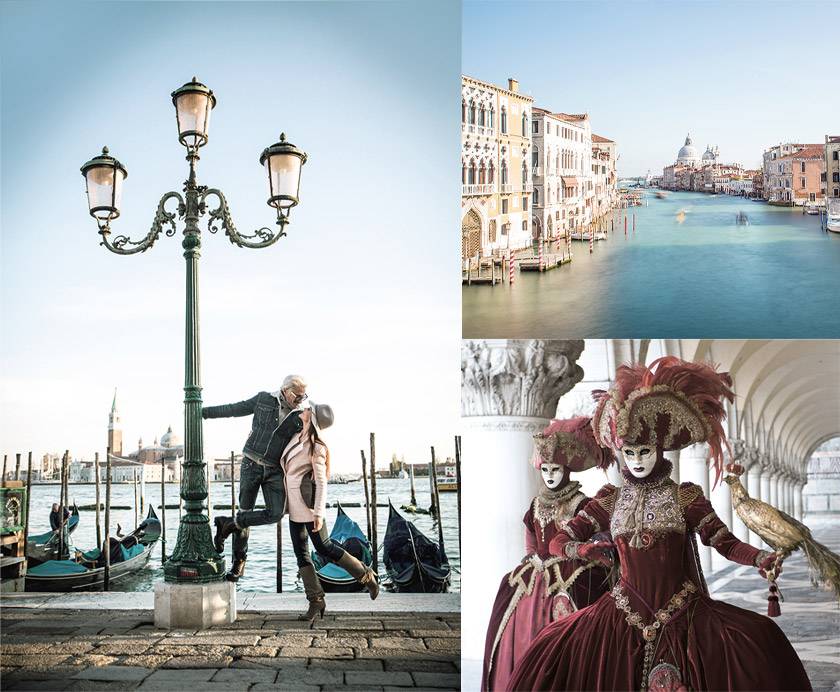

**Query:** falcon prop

left=724, top=465, right=840, bottom=616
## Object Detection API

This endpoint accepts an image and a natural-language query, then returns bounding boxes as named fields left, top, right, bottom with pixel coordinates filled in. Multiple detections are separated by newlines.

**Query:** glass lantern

left=259, top=133, right=307, bottom=213
left=80, top=147, right=127, bottom=225
left=171, top=77, right=216, bottom=149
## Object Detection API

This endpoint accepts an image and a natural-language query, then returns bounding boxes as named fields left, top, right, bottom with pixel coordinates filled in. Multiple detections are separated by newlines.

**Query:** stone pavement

left=0, top=606, right=460, bottom=690
left=707, top=518, right=840, bottom=692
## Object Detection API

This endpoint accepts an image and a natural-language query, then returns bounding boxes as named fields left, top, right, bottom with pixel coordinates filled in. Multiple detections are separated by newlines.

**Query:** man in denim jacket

left=204, top=374, right=307, bottom=581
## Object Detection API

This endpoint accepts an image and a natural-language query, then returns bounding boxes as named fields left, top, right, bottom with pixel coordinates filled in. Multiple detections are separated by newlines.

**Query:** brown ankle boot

left=214, top=516, right=239, bottom=554
left=298, top=565, right=326, bottom=621
left=337, top=552, right=379, bottom=600
left=226, top=558, right=246, bottom=582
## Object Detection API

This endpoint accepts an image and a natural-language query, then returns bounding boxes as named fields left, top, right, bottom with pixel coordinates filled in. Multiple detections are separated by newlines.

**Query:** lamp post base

left=154, top=580, right=236, bottom=629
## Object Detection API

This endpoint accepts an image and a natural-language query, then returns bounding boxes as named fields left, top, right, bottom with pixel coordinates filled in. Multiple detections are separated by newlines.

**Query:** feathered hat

left=591, top=356, right=734, bottom=486
left=531, top=416, right=613, bottom=472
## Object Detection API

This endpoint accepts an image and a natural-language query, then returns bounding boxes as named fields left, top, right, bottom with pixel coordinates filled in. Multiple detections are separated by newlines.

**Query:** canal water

left=463, top=192, right=840, bottom=338
left=27, top=477, right=460, bottom=593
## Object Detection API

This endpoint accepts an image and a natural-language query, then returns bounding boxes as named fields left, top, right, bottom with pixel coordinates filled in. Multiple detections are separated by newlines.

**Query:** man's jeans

left=232, top=458, right=285, bottom=561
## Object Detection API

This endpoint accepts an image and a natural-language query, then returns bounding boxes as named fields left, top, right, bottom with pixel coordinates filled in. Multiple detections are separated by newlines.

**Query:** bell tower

left=108, top=389, right=123, bottom=457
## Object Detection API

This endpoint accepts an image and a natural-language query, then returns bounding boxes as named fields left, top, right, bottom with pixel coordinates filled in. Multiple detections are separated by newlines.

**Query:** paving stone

left=71, top=666, right=152, bottom=682
left=385, top=688, right=457, bottom=692
left=424, top=638, right=459, bottom=651
left=2, top=664, right=87, bottom=680
left=323, top=620, right=384, bottom=631
left=66, top=681, right=142, bottom=690
left=94, top=641, right=151, bottom=655
left=385, top=659, right=458, bottom=673
left=194, top=628, right=267, bottom=637
left=280, top=644, right=353, bottom=658
left=383, top=619, right=449, bottom=630
left=312, top=635, right=369, bottom=649
left=370, top=636, right=428, bottom=651
left=232, top=645, right=278, bottom=657
left=257, top=634, right=314, bottom=647
left=118, top=655, right=173, bottom=668
left=162, top=656, right=231, bottom=669
left=346, top=671, right=415, bottom=686
left=212, top=668, right=278, bottom=683
left=69, top=654, right=120, bottom=667
left=1, top=642, right=54, bottom=654
left=251, top=685, right=318, bottom=692
left=150, top=644, right=233, bottom=657
left=1, top=654, right=72, bottom=669
left=144, top=668, right=218, bottom=682
left=359, top=648, right=458, bottom=662
left=409, top=629, right=458, bottom=638
left=275, top=669, right=344, bottom=686
left=158, top=635, right=260, bottom=646
left=412, top=671, right=461, bottom=687
left=309, top=657, right=384, bottom=670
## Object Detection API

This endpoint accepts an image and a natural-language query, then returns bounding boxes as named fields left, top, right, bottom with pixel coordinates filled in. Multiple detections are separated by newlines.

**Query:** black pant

left=289, top=519, right=344, bottom=568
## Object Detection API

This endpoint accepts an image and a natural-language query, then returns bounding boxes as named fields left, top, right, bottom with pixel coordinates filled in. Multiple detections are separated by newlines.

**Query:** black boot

left=337, top=552, right=379, bottom=600
left=214, top=516, right=239, bottom=554
left=226, top=558, right=246, bottom=582
left=298, top=565, right=326, bottom=621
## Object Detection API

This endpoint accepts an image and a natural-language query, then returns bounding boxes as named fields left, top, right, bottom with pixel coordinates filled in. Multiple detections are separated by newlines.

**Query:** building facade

left=825, top=135, right=840, bottom=200
left=461, top=75, right=533, bottom=258
left=591, top=134, right=617, bottom=220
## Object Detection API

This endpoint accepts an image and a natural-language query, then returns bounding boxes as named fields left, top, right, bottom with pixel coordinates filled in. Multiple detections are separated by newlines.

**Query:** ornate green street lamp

left=81, top=78, right=306, bottom=584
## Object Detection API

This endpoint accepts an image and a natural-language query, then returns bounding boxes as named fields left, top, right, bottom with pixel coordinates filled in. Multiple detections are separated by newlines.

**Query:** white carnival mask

left=621, top=444, right=657, bottom=478
left=540, top=463, right=564, bottom=489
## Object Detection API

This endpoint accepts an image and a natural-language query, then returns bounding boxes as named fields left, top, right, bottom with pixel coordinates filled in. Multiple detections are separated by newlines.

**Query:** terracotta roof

left=554, top=112, right=588, bottom=122
left=779, top=145, right=824, bottom=161
left=592, top=134, right=613, bottom=143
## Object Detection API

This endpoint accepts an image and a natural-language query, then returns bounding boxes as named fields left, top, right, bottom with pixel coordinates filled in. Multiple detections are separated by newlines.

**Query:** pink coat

left=281, top=431, right=328, bottom=522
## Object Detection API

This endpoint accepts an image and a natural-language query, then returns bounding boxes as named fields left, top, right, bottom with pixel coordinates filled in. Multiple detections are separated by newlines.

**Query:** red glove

left=758, top=552, right=783, bottom=580
left=577, top=541, right=615, bottom=567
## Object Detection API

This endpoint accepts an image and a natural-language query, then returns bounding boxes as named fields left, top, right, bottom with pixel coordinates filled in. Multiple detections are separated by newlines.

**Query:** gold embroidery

left=678, top=483, right=703, bottom=509
left=610, top=478, right=685, bottom=548
left=709, top=526, right=729, bottom=546
left=611, top=580, right=698, bottom=692
left=578, top=510, right=601, bottom=533
left=595, top=485, right=618, bottom=514
left=532, top=484, right=584, bottom=543
left=616, top=385, right=711, bottom=449
left=695, top=510, right=717, bottom=531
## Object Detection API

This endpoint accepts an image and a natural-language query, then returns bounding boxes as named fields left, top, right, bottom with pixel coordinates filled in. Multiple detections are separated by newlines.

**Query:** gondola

left=311, top=502, right=373, bottom=592
left=26, top=503, right=81, bottom=563
left=25, top=506, right=160, bottom=592
left=383, top=502, right=450, bottom=593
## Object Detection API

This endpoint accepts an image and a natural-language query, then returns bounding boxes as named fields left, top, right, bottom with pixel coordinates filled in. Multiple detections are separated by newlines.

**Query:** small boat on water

left=383, top=502, right=450, bottom=593
left=804, top=204, right=821, bottom=215
left=655, top=191, right=668, bottom=199
left=26, top=503, right=81, bottom=562
left=827, top=200, right=840, bottom=234
left=735, top=211, right=749, bottom=226
left=25, top=506, right=160, bottom=592
left=569, top=232, right=607, bottom=241
left=311, top=502, right=374, bottom=592
left=436, top=467, right=458, bottom=492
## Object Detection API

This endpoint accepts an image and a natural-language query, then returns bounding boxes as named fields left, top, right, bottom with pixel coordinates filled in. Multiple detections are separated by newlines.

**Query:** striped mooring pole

left=538, top=238, right=544, bottom=271
left=589, top=227, right=594, bottom=254
left=633, top=213, right=636, bottom=232
left=624, top=214, right=628, bottom=235
left=508, top=250, right=515, bottom=285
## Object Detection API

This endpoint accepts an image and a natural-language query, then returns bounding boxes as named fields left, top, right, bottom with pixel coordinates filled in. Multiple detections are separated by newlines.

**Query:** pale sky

left=0, top=1, right=462, bottom=473
left=463, top=0, right=840, bottom=177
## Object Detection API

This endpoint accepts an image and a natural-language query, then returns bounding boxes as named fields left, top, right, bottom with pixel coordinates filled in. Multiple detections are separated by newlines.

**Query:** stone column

left=679, top=442, right=712, bottom=572
left=759, top=460, right=773, bottom=549
left=665, top=450, right=680, bottom=484
left=709, top=464, right=733, bottom=572
left=726, top=440, right=749, bottom=544
left=795, top=479, right=804, bottom=519
left=460, top=339, right=584, bottom=664
left=746, top=450, right=763, bottom=547
left=769, top=467, right=779, bottom=509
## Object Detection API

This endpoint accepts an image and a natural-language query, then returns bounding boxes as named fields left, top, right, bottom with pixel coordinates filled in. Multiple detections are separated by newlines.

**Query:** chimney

left=508, top=78, right=519, bottom=93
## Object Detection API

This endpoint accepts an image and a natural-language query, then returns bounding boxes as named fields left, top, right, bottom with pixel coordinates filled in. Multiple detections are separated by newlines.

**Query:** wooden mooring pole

left=14, top=452, right=21, bottom=481
left=276, top=520, right=283, bottom=593
left=58, top=451, right=66, bottom=559
left=94, top=452, right=102, bottom=548
left=2, top=454, right=7, bottom=481
left=428, top=455, right=437, bottom=520
left=454, top=436, right=462, bottom=551
left=370, top=433, right=379, bottom=574
left=133, top=469, right=139, bottom=528
left=360, top=450, right=372, bottom=542
left=160, top=458, right=167, bottom=563
left=230, top=452, right=236, bottom=519
left=430, top=447, right=445, bottom=555
left=23, top=452, right=33, bottom=561
left=409, top=461, right=417, bottom=507
left=104, top=447, right=111, bottom=591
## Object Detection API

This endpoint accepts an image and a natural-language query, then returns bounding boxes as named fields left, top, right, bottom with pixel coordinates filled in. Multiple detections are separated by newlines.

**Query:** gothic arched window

left=501, top=161, right=508, bottom=185
left=468, top=100, right=476, bottom=125
left=501, top=107, right=507, bottom=134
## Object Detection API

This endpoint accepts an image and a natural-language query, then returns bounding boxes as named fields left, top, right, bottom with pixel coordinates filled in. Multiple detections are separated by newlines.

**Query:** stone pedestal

left=154, top=579, right=236, bottom=629
left=460, top=339, right=584, bottom=663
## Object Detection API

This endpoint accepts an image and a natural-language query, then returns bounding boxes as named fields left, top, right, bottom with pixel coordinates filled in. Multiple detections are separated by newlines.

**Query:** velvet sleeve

left=548, top=484, right=616, bottom=556
left=682, top=483, right=764, bottom=567
left=523, top=506, right=537, bottom=554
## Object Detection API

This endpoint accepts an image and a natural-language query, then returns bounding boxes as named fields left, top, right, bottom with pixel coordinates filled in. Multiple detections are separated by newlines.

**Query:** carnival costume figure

left=508, top=357, right=811, bottom=692
left=482, top=417, right=614, bottom=691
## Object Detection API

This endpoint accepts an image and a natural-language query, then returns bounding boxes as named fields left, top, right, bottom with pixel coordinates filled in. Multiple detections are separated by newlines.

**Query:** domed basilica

left=675, top=133, right=718, bottom=168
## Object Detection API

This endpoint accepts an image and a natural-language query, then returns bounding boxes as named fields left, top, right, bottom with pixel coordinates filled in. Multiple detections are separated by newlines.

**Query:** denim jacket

left=202, top=391, right=303, bottom=465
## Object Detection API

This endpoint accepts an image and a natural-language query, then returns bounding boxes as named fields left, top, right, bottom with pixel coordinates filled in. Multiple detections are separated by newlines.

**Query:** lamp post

left=81, top=78, right=306, bottom=587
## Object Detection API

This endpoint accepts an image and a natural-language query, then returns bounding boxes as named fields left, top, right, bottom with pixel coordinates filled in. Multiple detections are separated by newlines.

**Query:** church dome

left=160, top=426, right=182, bottom=448
left=702, top=145, right=717, bottom=162
left=677, top=134, right=699, bottom=165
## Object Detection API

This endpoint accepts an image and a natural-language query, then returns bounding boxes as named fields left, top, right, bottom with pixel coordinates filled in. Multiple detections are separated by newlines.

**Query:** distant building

left=762, top=142, right=822, bottom=204
left=825, top=135, right=840, bottom=200
left=461, top=75, right=533, bottom=258
left=591, top=134, right=618, bottom=220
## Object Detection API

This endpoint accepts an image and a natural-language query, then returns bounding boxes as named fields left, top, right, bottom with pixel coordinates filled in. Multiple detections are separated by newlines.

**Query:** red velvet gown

left=508, top=475, right=812, bottom=692
left=482, top=483, right=610, bottom=691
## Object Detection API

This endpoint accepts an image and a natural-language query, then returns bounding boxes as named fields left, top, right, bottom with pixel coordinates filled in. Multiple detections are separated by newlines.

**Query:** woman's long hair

left=307, top=422, right=330, bottom=479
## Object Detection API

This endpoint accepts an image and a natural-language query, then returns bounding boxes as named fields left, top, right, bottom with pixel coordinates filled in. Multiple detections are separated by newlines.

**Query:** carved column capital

left=461, top=339, right=585, bottom=419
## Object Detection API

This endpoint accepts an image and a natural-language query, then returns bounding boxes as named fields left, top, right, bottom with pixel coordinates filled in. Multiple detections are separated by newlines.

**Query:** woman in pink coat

left=282, top=403, right=379, bottom=620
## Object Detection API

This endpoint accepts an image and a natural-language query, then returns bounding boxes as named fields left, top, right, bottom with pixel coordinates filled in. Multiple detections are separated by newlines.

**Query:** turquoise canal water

left=463, top=192, right=840, bottom=338
left=27, top=478, right=460, bottom=593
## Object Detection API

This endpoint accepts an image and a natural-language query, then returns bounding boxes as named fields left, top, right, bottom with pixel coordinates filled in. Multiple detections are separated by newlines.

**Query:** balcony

left=532, top=166, right=543, bottom=177
left=522, top=183, right=534, bottom=193
left=461, top=123, right=493, bottom=138
left=500, top=184, right=514, bottom=194
left=462, top=183, right=495, bottom=196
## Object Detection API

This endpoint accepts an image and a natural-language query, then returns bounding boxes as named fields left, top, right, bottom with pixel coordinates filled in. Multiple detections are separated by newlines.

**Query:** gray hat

left=311, top=403, right=334, bottom=431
